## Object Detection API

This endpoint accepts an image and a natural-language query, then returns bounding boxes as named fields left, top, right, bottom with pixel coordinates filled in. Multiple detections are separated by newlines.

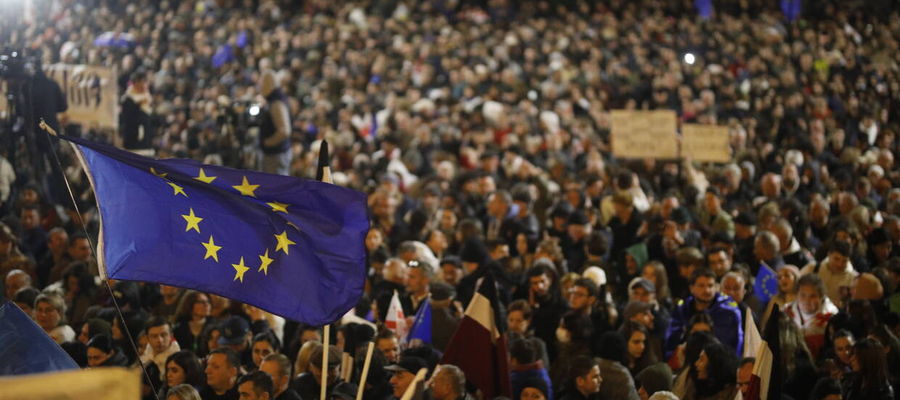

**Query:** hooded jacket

left=664, top=293, right=743, bottom=358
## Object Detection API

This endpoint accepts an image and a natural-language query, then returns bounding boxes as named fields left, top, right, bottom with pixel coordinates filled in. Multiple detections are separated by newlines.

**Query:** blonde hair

left=167, top=384, right=201, bottom=400
left=294, top=340, right=320, bottom=376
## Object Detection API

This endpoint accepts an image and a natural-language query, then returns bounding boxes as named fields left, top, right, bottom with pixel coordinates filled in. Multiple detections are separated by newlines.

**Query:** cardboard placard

left=611, top=110, right=678, bottom=159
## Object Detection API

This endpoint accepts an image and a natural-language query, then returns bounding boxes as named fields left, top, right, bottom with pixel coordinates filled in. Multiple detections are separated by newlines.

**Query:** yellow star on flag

left=267, top=202, right=289, bottom=213
left=258, top=249, right=274, bottom=274
left=232, top=176, right=259, bottom=197
left=167, top=182, right=187, bottom=197
left=231, top=257, right=250, bottom=282
left=202, top=236, right=222, bottom=262
left=274, top=231, right=296, bottom=255
left=194, top=168, right=217, bottom=184
left=150, top=167, right=168, bottom=178
left=181, top=208, right=203, bottom=233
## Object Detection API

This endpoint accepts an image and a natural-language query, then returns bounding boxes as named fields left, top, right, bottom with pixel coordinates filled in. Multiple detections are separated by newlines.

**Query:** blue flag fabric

left=66, top=135, right=369, bottom=325
left=781, top=0, right=802, bottom=22
left=0, top=300, right=78, bottom=375
left=754, top=263, right=779, bottom=306
left=695, top=0, right=713, bottom=19
left=408, top=300, right=432, bottom=344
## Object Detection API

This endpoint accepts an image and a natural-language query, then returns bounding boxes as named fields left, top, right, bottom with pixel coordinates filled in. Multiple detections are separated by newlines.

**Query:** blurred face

left=507, top=310, right=529, bottom=334
left=390, top=371, right=415, bottom=398
left=4, top=273, right=29, bottom=299
left=87, top=346, right=112, bottom=367
left=627, top=331, right=647, bottom=359
left=520, top=387, right=546, bottom=400
left=252, top=341, right=275, bottom=367
left=48, top=231, right=68, bottom=253
left=427, top=231, right=448, bottom=253
left=205, top=353, right=237, bottom=391
left=440, top=264, right=462, bottom=286
left=21, top=209, right=39, bottom=230
left=777, top=270, right=797, bottom=294
left=575, top=365, right=602, bottom=395
left=238, top=381, right=267, bottom=400
left=529, top=274, right=551, bottom=297
left=704, top=193, right=720, bottom=213
left=828, top=252, right=849, bottom=273
left=641, top=266, right=657, bottom=285
left=694, top=351, right=709, bottom=379
left=429, top=368, right=453, bottom=400
left=166, top=360, right=186, bottom=386
left=148, top=324, right=172, bottom=354
left=406, top=268, right=429, bottom=295
left=797, top=284, right=823, bottom=314
left=377, top=337, right=399, bottom=363
left=260, top=360, right=287, bottom=393
left=707, top=251, right=731, bottom=278
left=690, top=277, right=717, bottom=304
left=721, top=276, right=746, bottom=303
left=34, top=300, right=61, bottom=331
left=69, top=238, right=91, bottom=261
left=79, top=323, right=91, bottom=344
left=160, top=285, right=180, bottom=298
left=439, top=210, right=457, bottom=231
left=193, top=294, right=212, bottom=318
left=630, top=310, right=654, bottom=329
left=567, top=285, right=594, bottom=311
left=365, top=229, right=383, bottom=251
left=834, top=337, right=854, bottom=365
left=630, top=287, right=653, bottom=304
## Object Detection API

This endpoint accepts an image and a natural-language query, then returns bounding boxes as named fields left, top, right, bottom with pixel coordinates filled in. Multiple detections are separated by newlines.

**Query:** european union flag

left=66, top=136, right=369, bottom=325
left=408, top=300, right=432, bottom=344
left=0, top=300, right=78, bottom=375
left=753, top=263, right=779, bottom=306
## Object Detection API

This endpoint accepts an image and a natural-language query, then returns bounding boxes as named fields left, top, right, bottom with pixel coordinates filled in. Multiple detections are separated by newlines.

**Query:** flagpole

left=321, top=324, right=331, bottom=400
left=400, top=368, right=428, bottom=400
left=355, top=342, right=375, bottom=400
left=38, top=120, right=162, bottom=400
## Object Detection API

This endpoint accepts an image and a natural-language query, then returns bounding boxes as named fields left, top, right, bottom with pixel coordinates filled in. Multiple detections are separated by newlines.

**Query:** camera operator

left=119, top=70, right=154, bottom=155
left=257, top=69, right=291, bottom=175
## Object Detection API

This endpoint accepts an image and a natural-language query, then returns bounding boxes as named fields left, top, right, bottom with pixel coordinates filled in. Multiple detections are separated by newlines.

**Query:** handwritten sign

left=0, top=64, right=118, bottom=129
left=611, top=110, right=678, bottom=159
left=682, top=124, right=732, bottom=162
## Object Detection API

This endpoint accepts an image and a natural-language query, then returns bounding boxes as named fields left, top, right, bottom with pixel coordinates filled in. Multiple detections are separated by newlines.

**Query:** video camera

left=0, top=49, right=36, bottom=81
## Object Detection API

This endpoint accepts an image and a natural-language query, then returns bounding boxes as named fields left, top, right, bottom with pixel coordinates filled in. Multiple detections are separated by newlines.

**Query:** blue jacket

left=664, top=292, right=743, bottom=357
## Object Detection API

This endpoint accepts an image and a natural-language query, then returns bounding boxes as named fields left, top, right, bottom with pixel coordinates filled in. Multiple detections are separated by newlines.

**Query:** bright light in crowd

left=684, top=53, right=696, bottom=65
left=248, top=105, right=260, bottom=116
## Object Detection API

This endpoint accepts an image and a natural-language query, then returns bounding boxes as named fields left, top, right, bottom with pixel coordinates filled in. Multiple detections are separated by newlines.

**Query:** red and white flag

left=741, top=305, right=781, bottom=400
left=441, top=273, right=512, bottom=399
left=385, top=290, right=409, bottom=341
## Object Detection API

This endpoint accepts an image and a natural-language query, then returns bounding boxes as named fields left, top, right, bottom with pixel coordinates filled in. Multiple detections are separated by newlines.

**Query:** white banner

left=0, top=367, right=140, bottom=400
left=0, top=63, right=118, bottom=129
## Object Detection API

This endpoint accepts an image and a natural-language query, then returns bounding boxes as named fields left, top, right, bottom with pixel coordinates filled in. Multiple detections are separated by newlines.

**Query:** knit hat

left=520, top=377, right=549, bottom=399
left=582, top=266, right=607, bottom=287
left=852, top=273, right=884, bottom=300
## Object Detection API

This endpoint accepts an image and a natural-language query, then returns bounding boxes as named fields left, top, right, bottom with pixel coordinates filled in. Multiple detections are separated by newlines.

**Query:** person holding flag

left=783, top=274, right=838, bottom=359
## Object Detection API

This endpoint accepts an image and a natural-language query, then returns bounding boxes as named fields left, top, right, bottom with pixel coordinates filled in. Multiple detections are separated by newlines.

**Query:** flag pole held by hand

left=321, top=325, right=331, bottom=400
left=355, top=342, right=375, bottom=400
left=400, top=368, right=428, bottom=400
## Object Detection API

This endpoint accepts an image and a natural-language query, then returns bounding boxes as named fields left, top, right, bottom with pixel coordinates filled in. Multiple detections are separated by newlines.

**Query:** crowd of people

left=2, top=0, right=900, bottom=400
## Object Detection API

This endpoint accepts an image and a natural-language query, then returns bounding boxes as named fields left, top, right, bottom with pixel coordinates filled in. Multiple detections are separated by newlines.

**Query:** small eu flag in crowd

left=408, top=299, right=432, bottom=345
left=65, top=135, right=369, bottom=325
left=754, top=262, right=779, bottom=306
